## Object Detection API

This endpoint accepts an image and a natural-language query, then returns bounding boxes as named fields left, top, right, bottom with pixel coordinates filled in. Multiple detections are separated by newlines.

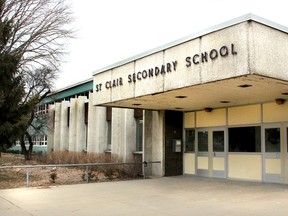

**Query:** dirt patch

left=0, top=153, right=142, bottom=189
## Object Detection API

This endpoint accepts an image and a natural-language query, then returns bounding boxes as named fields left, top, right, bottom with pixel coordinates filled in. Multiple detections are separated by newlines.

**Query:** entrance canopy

left=92, top=14, right=288, bottom=111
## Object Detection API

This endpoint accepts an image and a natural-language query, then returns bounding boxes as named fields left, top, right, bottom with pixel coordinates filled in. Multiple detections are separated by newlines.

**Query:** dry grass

left=34, top=151, right=122, bottom=164
left=0, top=152, right=143, bottom=189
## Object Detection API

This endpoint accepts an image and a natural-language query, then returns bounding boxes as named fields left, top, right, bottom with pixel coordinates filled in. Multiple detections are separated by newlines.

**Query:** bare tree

left=1, top=0, right=74, bottom=71
left=0, top=0, right=75, bottom=159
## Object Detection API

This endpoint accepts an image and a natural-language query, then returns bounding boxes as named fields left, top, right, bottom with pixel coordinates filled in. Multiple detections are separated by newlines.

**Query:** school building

left=46, top=14, right=288, bottom=184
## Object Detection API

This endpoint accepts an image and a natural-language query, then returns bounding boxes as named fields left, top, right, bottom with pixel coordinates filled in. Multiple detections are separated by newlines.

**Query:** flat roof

left=51, top=77, right=93, bottom=95
left=92, top=13, right=288, bottom=76
left=42, top=78, right=93, bottom=104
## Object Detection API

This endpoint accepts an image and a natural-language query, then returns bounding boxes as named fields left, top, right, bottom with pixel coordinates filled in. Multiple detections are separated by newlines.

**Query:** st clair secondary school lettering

left=94, top=43, right=237, bottom=92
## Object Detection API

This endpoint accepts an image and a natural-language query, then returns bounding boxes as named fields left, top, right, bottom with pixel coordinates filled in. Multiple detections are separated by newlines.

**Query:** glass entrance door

left=263, top=125, right=282, bottom=183
left=212, top=129, right=226, bottom=178
left=196, top=129, right=209, bottom=177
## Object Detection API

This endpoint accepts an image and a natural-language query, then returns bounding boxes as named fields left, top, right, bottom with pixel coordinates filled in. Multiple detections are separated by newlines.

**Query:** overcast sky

left=55, top=0, right=288, bottom=89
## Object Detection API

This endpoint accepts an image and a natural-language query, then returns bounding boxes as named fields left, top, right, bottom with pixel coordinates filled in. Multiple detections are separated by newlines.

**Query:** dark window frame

left=134, top=109, right=143, bottom=152
left=228, top=126, right=261, bottom=153
left=106, top=107, right=112, bottom=151
left=185, top=129, right=195, bottom=152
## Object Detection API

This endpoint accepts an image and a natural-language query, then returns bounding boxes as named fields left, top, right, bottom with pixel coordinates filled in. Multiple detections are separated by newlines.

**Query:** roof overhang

left=92, top=14, right=288, bottom=111
left=101, top=75, right=288, bottom=111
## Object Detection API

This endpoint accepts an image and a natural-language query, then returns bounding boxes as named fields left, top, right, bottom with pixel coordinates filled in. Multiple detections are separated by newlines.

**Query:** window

left=106, top=107, right=112, bottom=151
left=84, top=103, right=89, bottom=125
left=185, top=129, right=195, bottom=152
left=265, top=128, right=280, bottom=152
left=107, top=121, right=111, bottom=151
left=198, top=131, right=208, bottom=152
left=228, top=126, right=261, bottom=152
left=53, top=110, right=55, bottom=128
left=213, top=131, right=224, bottom=152
left=134, top=109, right=143, bottom=152
left=43, top=135, right=47, bottom=146
left=135, top=117, right=143, bottom=152
left=35, top=104, right=48, bottom=115
left=32, top=135, right=47, bottom=146
left=67, top=107, right=70, bottom=127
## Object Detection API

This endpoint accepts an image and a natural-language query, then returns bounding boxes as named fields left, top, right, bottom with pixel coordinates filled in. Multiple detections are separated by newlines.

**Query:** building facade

left=48, top=14, right=288, bottom=184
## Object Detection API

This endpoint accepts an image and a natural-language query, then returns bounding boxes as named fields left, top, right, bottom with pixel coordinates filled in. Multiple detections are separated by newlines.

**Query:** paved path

left=1, top=176, right=288, bottom=216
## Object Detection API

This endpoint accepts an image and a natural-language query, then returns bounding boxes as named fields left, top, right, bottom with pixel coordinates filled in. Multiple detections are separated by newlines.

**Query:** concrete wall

left=249, top=22, right=288, bottom=80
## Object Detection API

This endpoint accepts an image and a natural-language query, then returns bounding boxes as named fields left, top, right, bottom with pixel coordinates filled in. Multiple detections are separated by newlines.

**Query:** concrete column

left=144, top=110, right=164, bottom=176
left=94, top=106, right=107, bottom=153
left=53, top=102, right=61, bottom=152
left=111, top=108, right=124, bottom=159
left=68, top=98, right=77, bottom=152
left=111, top=108, right=136, bottom=162
left=124, top=109, right=137, bottom=162
left=60, top=101, right=70, bottom=151
left=87, top=93, right=108, bottom=154
left=75, top=96, right=87, bottom=152
left=47, top=104, right=55, bottom=152
left=144, top=110, right=152, bottom=175
left=87, top=93, right=96, bottom=152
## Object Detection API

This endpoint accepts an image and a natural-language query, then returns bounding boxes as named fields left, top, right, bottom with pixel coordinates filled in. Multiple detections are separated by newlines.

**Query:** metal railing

left=0, top=161, right=161, bottom=188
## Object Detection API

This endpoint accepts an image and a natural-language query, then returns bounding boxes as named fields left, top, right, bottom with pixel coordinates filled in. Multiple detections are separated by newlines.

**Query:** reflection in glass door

left=196, top=130, right=209, bottom=177
left=263, top=125, right=282, bottom=183
left=212, top=129, right=226, bottom=178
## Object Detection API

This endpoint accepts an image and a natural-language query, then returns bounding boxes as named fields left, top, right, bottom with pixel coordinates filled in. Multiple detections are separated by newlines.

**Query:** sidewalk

left=1, top=176, right=288, bottom=216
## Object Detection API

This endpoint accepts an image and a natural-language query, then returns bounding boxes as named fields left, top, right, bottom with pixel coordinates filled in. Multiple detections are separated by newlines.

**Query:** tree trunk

left=26, top=132, right=34, bottom=156
left=20, top=135, right=32, bottom=160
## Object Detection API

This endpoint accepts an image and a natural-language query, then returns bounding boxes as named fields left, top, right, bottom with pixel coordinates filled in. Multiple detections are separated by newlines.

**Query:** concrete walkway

left=1, top=176, right=288, bottom=216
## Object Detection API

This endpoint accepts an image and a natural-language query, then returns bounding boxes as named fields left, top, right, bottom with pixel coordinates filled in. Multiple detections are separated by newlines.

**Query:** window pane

left=198, top=131, right=208, bottom=152
left=229, top=126, right=261, bottom=152
left=136, top=118, right=143, bottom=152
left=185, top=129, right=195, bottom=152
left=107, top=121, right=111, bottom=150
left=213, top=131, right=224, bottom=152
left=265, top=128, right=280, bottom=152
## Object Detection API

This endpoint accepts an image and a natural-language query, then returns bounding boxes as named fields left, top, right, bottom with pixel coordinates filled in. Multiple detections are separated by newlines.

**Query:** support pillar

left=60, top=101, right=70, bottom=151
left=53, top=102, right=61, bottom=151
left=47, top=104, right=55, bottom=152
left=94, top=106, right=107, bottom=153
left=144, top=110, right=164, bottom=176
left=76, top=96, right=87, bottom=152
left=111, top=108, right=136, bottom=161
left=68, top=98, right=77, bottom=152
